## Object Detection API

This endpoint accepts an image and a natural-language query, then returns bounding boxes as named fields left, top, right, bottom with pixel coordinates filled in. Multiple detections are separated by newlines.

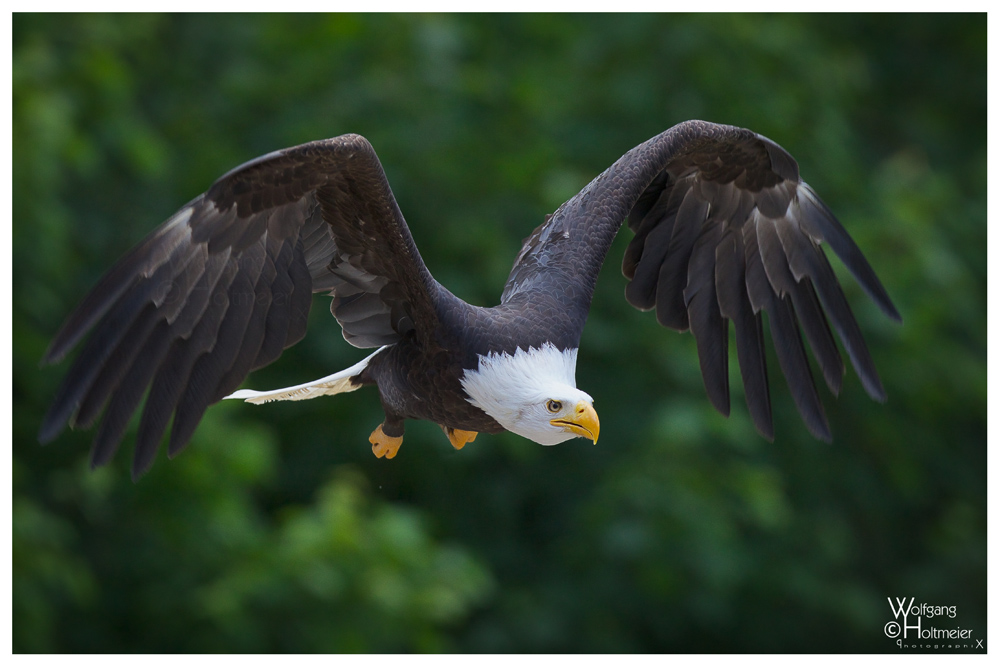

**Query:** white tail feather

left=224, top=346, right=385, bottom=405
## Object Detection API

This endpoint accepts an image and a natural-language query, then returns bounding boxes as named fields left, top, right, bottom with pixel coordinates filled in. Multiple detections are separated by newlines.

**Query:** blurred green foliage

left=13, top=14, right=985, bottom=653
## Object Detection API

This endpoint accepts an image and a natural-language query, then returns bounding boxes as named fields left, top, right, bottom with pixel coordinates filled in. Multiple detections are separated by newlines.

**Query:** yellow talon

left=444, top=427, right=478, bottom=450
left=369, top=424, right=403, bottom=459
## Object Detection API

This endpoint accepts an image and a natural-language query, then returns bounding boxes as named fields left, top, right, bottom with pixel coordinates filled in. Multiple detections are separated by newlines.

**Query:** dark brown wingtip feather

left=41, top=277, right=131, bottom=367
left=767, top=297, right=833, bottom=442
left=43, top=212, right=193, bottom=366
left=790, top=278, right=845, bottom=397
left=685, top=222, right=730, bottom=416
left=88, top=320, right=174, bottom=469
left=784, top=235, right=888, bottom=403
left=797, top=185, right=902, bottom=323
left=715, top=229, right=774, bottom=440
left=38, top=275, right=168, bottom=445
left=745, top=221, right=831, bottom=441
left=38, top=403, right=70, bottom=445
left=758, top=216, right=845, bottom=397
left=741, top=311, right=774, bottom=441
left=72, top=305, right=161, bottom=431
left=89, top=250, right=232, bottom=469
left=140, top=258, right=240, bottom=470
left=689, top=297, right=731, bottom=417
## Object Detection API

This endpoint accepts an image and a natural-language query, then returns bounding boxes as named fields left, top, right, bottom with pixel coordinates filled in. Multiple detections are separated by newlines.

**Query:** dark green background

left=13, top=14, right=986, bottom=653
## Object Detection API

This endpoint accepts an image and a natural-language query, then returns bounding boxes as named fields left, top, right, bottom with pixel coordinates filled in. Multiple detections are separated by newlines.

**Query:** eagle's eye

left=546, top=400, right=562, bottom=413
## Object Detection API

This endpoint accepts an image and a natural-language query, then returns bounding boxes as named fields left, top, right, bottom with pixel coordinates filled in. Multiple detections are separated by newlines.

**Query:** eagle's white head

left=460, top=343, right=600, bottom=445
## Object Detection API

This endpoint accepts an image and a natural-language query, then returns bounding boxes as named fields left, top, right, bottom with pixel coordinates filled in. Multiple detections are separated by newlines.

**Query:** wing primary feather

left=72, top=247, right=211, bottom=429
left=743, top=311, right=774, bottom=439
left=788, top=277, right=844, bottom=396
left=767, top=295, right=832, bottom=441
left=39, top=271, right=168, bottom=444
left=757, top=216, right=845, bottom=395
left=43, top=209, right=193, bottom=364
left=795, top=185, right=901, bottom=322
left=91, top=251, right=230, bottom=469
left=715, top=229, right=773, bottom=439
left=133, top=262, right=239, bottom=478
left=775, top=212, right=886, bottom=401
left=89, top=320, right=174, bottom=468
left=794, top=245, right=887, bottom=402
left=745, top=219, right=831, bottom=441
left=131, top=340, right=188, bottom=475
left=72, top=303, right=160, bottom=430
left=684, top=221, right=729, bottom=416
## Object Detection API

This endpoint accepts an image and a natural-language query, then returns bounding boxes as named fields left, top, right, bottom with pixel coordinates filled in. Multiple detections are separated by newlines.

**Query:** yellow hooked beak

left=551, top=401, right=600, bottom=444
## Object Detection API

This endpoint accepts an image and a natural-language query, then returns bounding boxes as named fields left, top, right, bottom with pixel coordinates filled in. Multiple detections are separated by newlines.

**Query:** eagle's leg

left=370, top=420, right=404, bottom=459
left=442, top=426, right=478, bottom=450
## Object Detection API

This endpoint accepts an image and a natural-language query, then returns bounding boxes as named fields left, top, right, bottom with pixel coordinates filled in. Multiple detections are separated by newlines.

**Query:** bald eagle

left=39, top=120, right=900, bottom=477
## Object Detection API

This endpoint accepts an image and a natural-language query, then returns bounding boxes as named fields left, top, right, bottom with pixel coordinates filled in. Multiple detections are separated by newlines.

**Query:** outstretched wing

left=502, top=120, right=900, bottom=441
left=40, top=134, right=440, bottom=477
